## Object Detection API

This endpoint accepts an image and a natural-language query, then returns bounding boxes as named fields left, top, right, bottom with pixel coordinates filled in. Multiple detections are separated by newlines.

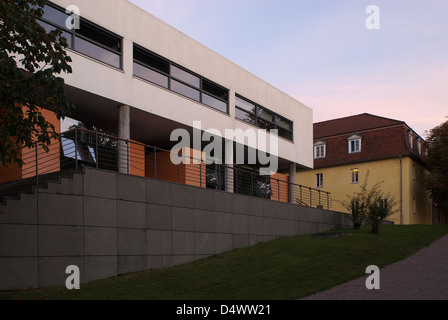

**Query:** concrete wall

left=0, top=168, right=352, bottom=291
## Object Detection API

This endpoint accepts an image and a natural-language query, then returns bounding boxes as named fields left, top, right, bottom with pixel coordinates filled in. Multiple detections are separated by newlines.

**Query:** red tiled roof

left=313, top=113, right=425, bottom=168
left=314, top=113, right=405, bottom=139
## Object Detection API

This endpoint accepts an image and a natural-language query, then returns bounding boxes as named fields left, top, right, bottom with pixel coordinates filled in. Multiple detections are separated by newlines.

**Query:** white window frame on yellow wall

left=316, top=173, right=323, bottom=188
left=351, top=168, right=359, bottom=184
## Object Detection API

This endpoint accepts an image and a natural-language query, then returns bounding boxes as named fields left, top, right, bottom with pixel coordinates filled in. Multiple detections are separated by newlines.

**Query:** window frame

left=348, top=135, right=362, bottom=154
left=38, top=2, right=123, bottom=69
left=351, top=168, right=359, bottom=184
left=235, top=94, right=294, bottom=142
left=314, top=141, right=326, bottom=159
left=409, top=131, right=414, bottom=149
left=133, top=43, right=229, bottom=114
left=316, top=173, right=323, bottom=188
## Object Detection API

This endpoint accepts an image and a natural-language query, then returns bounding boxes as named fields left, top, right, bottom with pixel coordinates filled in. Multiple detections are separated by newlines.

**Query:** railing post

left=74, top=128, right=78, bottom=171
left=35, top=142, right=39, bottom=187
left=300, top=185, right=303, bottom=205
left=265, top=176, right=268, bottom=199
left=153, top=146, right=157, bottom=180
left=250, top=172, right=254, bottom=196
left=127, top=140, right=130, bottom=175
left=318, top=190, right=321, bottom=208
left=95, top=131, right=99, bottom=169
left=310, top=187, right=312, bottom=207
left=178, top=160, right=181, bottom=184
left=277, top=179, right=280, bottom=202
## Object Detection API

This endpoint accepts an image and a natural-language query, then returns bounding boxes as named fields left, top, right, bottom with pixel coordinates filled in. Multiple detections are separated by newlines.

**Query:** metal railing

left=0, top=128, right=331, bottom=209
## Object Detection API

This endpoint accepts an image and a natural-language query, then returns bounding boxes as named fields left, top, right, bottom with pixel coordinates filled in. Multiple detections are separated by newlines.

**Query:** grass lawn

left=1, top=224, right=447, bottom=300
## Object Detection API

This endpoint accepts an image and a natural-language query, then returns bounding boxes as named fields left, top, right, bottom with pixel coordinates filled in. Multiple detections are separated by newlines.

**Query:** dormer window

left=417, top=139, right=422, bottom=155
left=314, top=140, right=327, bottom=159
left=409, top=131, right=414, bottom=149
left=348, top=135, right=361, bottom=154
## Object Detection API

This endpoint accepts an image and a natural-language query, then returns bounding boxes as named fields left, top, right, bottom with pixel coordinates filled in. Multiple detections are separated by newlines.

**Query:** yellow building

left=297, top=114, right=433, bottom=225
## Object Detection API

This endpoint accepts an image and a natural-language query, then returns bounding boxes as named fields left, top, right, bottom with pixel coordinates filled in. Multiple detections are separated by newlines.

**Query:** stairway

left=0, top=169, right=80, bottom=206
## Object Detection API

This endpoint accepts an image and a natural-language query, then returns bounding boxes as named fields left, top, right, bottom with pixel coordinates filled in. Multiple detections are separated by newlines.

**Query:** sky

left=128, top=0, right=448, bottom=138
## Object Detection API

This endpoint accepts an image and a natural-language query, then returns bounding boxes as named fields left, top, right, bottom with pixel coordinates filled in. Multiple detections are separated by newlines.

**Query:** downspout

left=399, top=155, right=403, bottom=225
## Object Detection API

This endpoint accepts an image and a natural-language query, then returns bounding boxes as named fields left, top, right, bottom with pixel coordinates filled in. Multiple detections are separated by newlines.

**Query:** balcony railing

left=0, top=128, right=331, bottom=209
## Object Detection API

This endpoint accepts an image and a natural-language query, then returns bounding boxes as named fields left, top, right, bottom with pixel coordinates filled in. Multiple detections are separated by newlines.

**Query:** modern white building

left=0, top=1, right=348, bottom=291
left=34, top=0, right=314, bottom=197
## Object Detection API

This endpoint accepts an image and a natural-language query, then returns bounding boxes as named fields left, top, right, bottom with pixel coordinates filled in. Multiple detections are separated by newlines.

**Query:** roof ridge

left=315, top=113, right=405, bottom=126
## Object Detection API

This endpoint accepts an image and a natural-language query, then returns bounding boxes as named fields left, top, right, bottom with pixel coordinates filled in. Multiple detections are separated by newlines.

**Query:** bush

left=341, top=172, right=398, bottom=233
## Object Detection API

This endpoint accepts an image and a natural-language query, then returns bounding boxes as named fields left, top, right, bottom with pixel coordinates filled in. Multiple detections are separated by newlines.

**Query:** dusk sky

left=128, top=0, right=448, bottom=138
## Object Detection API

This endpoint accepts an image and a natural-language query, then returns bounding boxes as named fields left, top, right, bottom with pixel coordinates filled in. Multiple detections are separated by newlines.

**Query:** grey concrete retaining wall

left=0, top=167, right=353, bottom=291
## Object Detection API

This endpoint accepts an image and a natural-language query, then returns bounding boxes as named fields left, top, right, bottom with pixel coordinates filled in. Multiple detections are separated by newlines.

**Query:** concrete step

left=0, top=169, right=80, bottom=203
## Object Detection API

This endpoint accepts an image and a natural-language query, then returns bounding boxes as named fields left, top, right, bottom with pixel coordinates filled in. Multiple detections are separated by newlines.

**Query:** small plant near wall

left=341, top=171, right=398, bottom=233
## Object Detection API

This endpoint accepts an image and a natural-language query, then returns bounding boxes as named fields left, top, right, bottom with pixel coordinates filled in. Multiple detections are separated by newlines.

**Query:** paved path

left=301, top=234, right=448, bottom=300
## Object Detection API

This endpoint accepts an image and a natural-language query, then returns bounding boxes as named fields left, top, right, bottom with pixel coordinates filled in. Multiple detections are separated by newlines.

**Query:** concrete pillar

left=225, top=139, right=234, bottom=193
left=289, top=162, right=296, bottom=204
left=118, top=105, right=130, bottom=174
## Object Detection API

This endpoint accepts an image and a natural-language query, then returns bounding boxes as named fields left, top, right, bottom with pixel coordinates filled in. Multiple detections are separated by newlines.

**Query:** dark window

left=202, top=93, right=227, bottom=113
left=257, top=108, right=274, bottom=123
left=236, top=96, right=256, bottom=113
left=276, top=116, right=293, bottom=131
left=76, top=20, right=121, bottom=52
left=203, top=80, right=228, bottom=100
left=38, top=3, right=122, bottom=69
left=171, top=80, right=200, bottom=101
left=132, top=44, right=229, bottom=114
left=171, top=65, right=200, bottom=88
left=133, top=62, right=169, bottom=88
left=37, top=19, right=73, bottom=48
left=235, top=108, right=255, bottom=124
left=75, top=36, right=121, bottom=69
left=41, top=3, right=68, bottom=28
left=133, top=46, right=169, bottom=74
left=235, top=94, right=293, bottom=141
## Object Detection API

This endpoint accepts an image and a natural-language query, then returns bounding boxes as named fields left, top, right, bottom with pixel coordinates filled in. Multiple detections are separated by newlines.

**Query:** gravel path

left=301, top=234, right=448, bottom=300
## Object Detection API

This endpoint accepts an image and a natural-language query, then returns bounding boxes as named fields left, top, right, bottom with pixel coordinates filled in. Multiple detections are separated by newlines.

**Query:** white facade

left=50, top=0, right=313, bottom=171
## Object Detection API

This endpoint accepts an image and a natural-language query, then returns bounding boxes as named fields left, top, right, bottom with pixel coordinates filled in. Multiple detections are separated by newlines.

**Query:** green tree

left=0, top=0, right=74, bottom=167
left=424, top=120, right=448, bottom=209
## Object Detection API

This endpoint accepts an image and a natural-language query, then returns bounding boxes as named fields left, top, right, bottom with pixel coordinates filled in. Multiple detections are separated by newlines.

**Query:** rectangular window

left=316, top=173, right=323, bottom=188
left=349, top=139, right=361, bottom=153
left=75, top=35, right=121, bottom=69
left=171, top=79, right=200, bottom=101
left=409, top=132, right=414, bottom=149
left=235, top=95, right=293, bottom=141
left=235, top=96, right=256, bottom=113
left=38, top=3, right=122, bottom=69
left=171, top=65, right=200, bottom=88
left=235, top=108, right=255, bottom=124
left=202, top=93, right=227, bottom=114
left=202, top=79, right=228, bottom=113
left=351, top=169, right=359, bottom=183
left=314, top=145, right=326, bottom=159
left=133, top=46, right=169, bottom=74
left=133, top=62, right=169, bottom=88
left=133, top=44, right=228, bottom=114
